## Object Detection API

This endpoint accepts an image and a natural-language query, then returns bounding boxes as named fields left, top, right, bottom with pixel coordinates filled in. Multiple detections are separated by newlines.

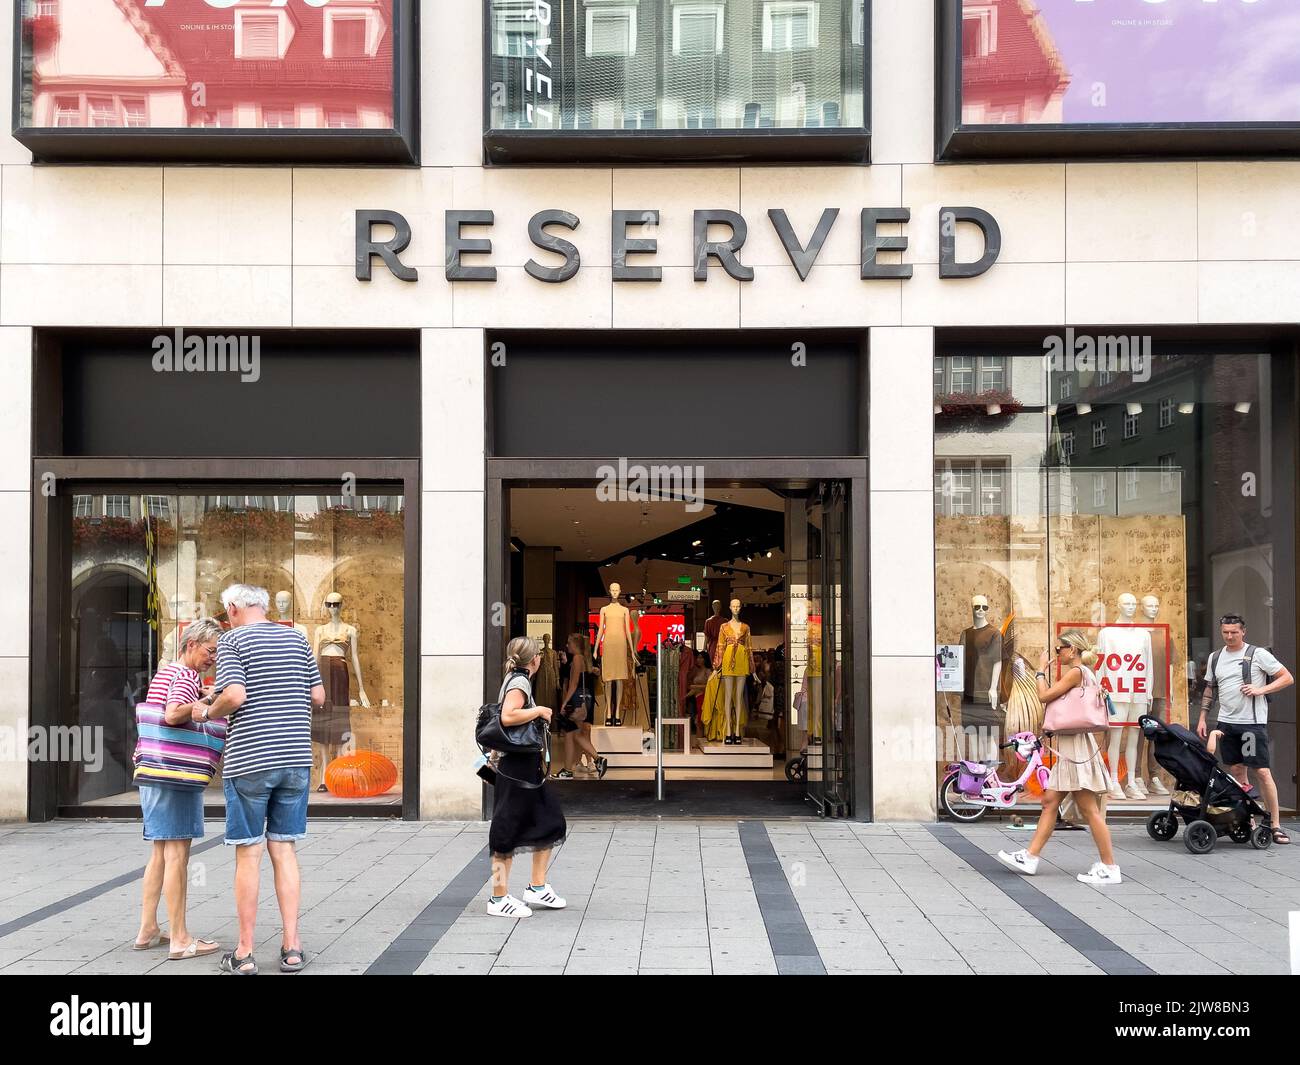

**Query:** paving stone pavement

left=0, top=818, right=1295, bottom=976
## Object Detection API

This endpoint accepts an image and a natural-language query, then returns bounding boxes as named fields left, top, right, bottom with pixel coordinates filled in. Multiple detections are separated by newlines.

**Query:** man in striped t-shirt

left=207, top=584, right=325, bottom=975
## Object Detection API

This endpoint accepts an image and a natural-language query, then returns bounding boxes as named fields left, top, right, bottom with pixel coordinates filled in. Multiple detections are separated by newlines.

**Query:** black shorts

left=1216, top=722, right=1271, bottom=769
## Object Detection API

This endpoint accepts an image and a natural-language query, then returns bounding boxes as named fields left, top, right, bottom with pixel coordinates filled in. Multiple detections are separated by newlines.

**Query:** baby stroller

left=1138, top=715, right=1272, bottom=855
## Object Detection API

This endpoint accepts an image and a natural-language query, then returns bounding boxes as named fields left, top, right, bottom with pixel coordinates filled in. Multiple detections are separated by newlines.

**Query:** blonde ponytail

left=1059, top=629, right=1099, bottom=668
left=503, top=636, right=540, bottom=676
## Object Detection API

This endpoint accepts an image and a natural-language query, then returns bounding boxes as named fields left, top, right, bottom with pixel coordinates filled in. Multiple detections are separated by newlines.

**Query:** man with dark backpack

left=1197, top=614, right=1293, bottom=845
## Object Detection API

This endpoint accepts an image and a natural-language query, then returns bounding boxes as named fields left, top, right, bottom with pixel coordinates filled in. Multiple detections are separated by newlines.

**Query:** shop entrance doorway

left=488, top=465, right=864, bottom=819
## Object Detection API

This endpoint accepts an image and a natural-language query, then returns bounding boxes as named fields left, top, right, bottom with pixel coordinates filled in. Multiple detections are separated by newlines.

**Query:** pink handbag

left=1042, top=666, right=1109, bottom=735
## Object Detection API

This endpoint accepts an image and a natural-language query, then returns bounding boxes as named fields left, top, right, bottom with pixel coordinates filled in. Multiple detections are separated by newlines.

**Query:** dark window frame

left=11, top=0, right=420, bottom=165
left=482, top=0, right=871, bottom=166
left=935, top=0, right=1300, bottom=162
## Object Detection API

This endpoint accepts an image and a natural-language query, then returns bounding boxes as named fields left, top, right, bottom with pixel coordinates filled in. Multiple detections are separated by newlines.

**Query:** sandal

left=280, top=945, right=309, bottom=973
left=169, top=938, right=221, bottom=961
left=131, top=931, right=170, bottom=951
left=220, top=950, right=258, bottom=975
left=1273, top=827, right=1291, bottom=845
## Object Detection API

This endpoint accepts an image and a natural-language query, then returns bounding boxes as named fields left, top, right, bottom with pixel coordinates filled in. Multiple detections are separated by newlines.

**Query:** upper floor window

left=938, top=0, right=1300, bottom=160
left=485, top=0, right=868, bottom=164
left=15, top=0, right=417, bottom=164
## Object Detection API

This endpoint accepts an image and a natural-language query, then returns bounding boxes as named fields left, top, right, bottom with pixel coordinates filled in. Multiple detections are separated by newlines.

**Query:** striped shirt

left=134, top=662, right=226, bottom=790
left=215, top=622, right=322, bottom=778
left=146, top=662, right=203, bottom=709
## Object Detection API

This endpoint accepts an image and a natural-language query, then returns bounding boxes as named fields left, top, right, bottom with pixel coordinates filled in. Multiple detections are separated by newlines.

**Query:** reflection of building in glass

left=488, top=0, right=865, bottom=131
left=960, top=0, right=1069, bottom=124
left=20, top=0, right=394, bottom=131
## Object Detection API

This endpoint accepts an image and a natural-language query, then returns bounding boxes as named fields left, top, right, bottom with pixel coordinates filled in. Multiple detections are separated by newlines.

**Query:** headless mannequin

left=718, top=598, right=753, bottom=745
left=1101, top=592, right=1151, bottom=800
left=596, top=582, right=634, bottom=727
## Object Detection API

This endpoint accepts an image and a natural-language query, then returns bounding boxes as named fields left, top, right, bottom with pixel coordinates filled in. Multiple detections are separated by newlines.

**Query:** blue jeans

left=223, top=766, right=310, bottom=846
left=140, top=784, right=205, bottom=841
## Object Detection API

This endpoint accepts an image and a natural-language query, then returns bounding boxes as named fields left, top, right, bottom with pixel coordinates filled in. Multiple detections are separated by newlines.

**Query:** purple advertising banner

left=961, top=0, right=1300, bottom=125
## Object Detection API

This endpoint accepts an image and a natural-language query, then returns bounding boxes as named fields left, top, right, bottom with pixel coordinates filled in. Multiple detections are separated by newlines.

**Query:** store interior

left=507, top=483, right=843, bottom=815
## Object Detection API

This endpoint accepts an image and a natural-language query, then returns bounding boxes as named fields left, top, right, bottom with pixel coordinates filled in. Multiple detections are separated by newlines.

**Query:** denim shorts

left=223, top=766, right=310, bottom=846
left=140, top=784, right=205, bottom=842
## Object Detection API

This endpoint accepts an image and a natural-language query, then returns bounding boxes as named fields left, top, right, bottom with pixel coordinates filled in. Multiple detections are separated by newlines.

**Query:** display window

left=937, top=0, right=1300, bottom=159
left=484, top=0, right=868, bottom=163
left=64, top=491, right=407, bottom=811
left=934, top=339, right=1298, bottom=814
left=13, top=0, right=418, bottom=162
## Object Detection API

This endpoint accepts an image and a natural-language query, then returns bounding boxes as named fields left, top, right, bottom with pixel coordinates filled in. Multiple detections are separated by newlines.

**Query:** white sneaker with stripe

left=525, top=883, right=567, bottom=909
left=486, top=894, right=533, bottom=918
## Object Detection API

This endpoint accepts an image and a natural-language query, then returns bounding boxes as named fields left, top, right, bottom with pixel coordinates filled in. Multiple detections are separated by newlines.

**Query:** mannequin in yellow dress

left=716, top=598, right=753, bottom=745
left=596, top=582, right=634, bottom=727
left=806, top=621, right=823, bottom=742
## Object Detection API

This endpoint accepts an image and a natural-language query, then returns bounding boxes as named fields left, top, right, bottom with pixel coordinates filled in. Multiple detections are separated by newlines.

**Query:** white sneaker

left=524, top=883, right=566, bottom=909
left=1124, top=782, right=1147, bottom=800
left=1147, top=777, right=1170, bottom=796
left=1077, top=862, right=1122, bottom=886
left=995, top=849, right=1040, bottom=876
left=1108, top=782, right=1127, bottom=801
left=486, top=894, right=533, bottom=919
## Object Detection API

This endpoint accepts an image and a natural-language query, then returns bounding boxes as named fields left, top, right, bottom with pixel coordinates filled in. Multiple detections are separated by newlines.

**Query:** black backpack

left=1206, top=644, right=1276, bottom=724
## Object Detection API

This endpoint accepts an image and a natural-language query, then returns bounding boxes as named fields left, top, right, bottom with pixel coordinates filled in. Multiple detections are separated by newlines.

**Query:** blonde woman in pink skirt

left=996, top=629, right=1121, bottom=885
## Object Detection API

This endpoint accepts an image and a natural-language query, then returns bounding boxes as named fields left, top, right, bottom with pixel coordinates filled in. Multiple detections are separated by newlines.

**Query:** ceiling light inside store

left=1235, top=401, right=1252, bottom=414
left=692, top=540, right=702, bottom=547
left=1125, top=403, right=1142, bottom=416
left=1178, top=402, right=1194, bottom=415
left=1076, top=402, right=1092, bottom=415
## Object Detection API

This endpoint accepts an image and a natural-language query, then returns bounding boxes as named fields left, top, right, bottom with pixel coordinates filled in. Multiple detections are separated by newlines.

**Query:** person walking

left=487, top=636, right=568, bottom=918
left=554, top=633, right=607, bottom=780
left=205, top=584, right=326, bottom=973
left=132, top=618, right=226, bottom=960
left=1197, top=614, right=1293, bottom=845
left=996, top=630, right=1122, bottom=884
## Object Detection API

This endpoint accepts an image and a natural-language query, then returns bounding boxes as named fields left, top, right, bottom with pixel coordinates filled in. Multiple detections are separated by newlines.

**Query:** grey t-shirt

left=1211, top=645, right=1283, bottom=725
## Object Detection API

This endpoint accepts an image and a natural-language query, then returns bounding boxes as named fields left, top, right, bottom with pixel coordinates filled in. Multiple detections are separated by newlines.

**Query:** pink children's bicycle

left=940, top=731, right=1049, bottom=822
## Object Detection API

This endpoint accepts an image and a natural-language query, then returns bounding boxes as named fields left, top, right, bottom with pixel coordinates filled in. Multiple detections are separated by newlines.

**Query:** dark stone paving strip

left=928, top=825, right=1154, bottom=975
left=0, top=836, right=225, bottom=941
left=364, top=845, right=493, bottom=975
left=738, top=821, right=826, bottom=976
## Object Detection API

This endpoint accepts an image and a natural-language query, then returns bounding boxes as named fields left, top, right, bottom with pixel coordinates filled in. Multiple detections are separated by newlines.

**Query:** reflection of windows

left=961, top=5, right=997, bottom=59
left=54, top=96, right=80, bottom=127
left=1092, top=419, right=1107, bottom=448
left=1123, top=465, right=1140, bottom=502
left=763, top=2, right=819, bottom=52
left=934, top=460, right=1008, bottom=516
left=328, top=15, right=369, bottom=58
left=144, top=496, right=171, bottom=520
left=122, top=99, right=147, bottom=128
left=673, top=3, right=726, bottom=55
left=1159, top=397, right=1174, bottom=428
left=73, top=495, right=93, bottom=519
left=262, top=107, right=297, bottom=129
left=1159, top=454, right=1176, bottom=494
left=1092, top=473, right=1107, bottom=509
left=104, top=496, right=132, bottom=519
left=984, top=102, right=1023, bottom=124
left=586, top=2, right=638, bottom=57
left=978, top=355, right=1006, bottom=392
left=851, top=0, right=865, bottom=46
left=948, top=355, right=974, bottom=394
left=238, top=13, right=284, bottom=60
left=493, top=1, right=539, bottom=57
left=1060, top=430, right=1075, bottom=463
left=1123, top=410, right=1139, bottom=439
left=327, top=109, right=360, bottom=128
left=89, top=97, right=118, bottom=128
left=1058, top=375, right=1073, bottom=400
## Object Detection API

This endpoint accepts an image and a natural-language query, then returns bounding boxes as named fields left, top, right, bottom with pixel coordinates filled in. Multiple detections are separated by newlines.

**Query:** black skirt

left=489, top=752, right=567, bottom=859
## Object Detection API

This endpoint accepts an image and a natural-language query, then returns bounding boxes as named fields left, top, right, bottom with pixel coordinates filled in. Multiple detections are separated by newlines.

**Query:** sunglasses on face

left=1054, top=644, right=1070, bottom=654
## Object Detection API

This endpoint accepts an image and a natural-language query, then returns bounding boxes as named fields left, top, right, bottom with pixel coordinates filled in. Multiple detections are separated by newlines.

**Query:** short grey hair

left=178, top=618, right=224, bottom=652
left=220, top=583, right=270, bottom=612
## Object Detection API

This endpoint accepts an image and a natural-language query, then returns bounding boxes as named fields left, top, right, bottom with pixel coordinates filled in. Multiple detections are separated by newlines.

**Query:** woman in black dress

left=487, top=636, right=568, bottom=919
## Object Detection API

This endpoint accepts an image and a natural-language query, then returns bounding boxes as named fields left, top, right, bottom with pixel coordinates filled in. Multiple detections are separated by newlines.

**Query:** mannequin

left=536, top=634, right=560, bottom=713
left=596, top=583, right=634, bottom=727
left=1100, top=592, right=1152, bottom=800
left=716, top=598, right=753, bottom=745
left=703, top=600, right=725, bottom=666
left=962, top=595, right=1003, bottom=707
left=273, top=590, right=309, bottom=638
left=805, top=620, right=822, bottom=742
left=313, top=591, right=370, bottom=792
left=1132, top=594, right=1171, bottom=797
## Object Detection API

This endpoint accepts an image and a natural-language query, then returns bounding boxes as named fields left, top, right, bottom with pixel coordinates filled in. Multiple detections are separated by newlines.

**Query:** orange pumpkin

left=324, top=751, right=398, bottom=798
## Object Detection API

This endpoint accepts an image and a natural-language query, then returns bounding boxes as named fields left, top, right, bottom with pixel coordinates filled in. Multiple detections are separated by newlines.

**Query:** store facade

left=1, top=1, right=1298, bottom=824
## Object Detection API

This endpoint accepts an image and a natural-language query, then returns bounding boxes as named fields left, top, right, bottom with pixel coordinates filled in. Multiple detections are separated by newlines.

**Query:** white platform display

left=592, top=726, right=651, bottom=754
left=595, top=724, right=774, bottom=769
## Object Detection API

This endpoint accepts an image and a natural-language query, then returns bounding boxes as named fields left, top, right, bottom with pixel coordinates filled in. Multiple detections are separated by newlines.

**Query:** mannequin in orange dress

left=715, top=598, right=753, bottom=745
left=596, top=582, right=634, bottom=727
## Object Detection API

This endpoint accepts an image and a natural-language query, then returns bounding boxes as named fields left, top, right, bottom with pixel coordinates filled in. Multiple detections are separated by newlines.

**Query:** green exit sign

left=677, top=575, right=692, bottom=585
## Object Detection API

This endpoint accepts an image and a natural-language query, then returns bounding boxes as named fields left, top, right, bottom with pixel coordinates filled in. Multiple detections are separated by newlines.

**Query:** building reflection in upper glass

left=18, top=0, right=395, bottom=131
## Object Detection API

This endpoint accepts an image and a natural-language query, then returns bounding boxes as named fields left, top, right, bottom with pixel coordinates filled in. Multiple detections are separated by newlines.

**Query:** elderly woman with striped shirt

left=132, top=617, right=226, bottom=960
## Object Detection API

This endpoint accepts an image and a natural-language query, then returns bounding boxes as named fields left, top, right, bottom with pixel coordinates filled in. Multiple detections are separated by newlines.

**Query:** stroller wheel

left=785, top=756, right=805, bottom=783
left=1228, top=821, right=1252, bottom=844
left=1184, top=819, right=1216, bottom=855
left=1249, top=824, right=1273, bottom=850
left=1146, top=810, right=1177, bottom=842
